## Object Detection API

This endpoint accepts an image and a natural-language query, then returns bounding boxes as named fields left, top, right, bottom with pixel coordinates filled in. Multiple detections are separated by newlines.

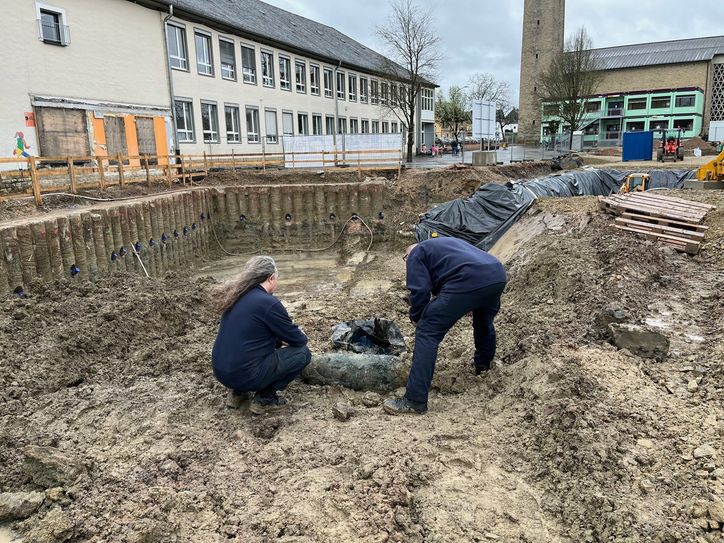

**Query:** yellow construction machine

left=620, top=173, right=650, bottom=193
left=695, top=144, right=724, bottom=181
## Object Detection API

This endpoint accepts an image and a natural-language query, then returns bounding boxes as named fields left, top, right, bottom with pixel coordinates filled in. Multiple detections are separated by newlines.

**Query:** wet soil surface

left=1, top=193, right=724, bottom=542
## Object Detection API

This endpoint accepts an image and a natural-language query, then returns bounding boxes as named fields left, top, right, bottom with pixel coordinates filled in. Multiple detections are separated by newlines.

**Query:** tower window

left=537, top=20, right=540, bottom=25
left=535, top=54, right=539, bottom=59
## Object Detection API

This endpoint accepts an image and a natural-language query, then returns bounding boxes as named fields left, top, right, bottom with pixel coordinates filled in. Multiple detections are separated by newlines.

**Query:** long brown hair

left=213, top=256, right=278, bottom=315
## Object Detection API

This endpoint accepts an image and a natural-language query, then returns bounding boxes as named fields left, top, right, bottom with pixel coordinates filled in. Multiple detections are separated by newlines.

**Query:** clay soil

left=1, top=182, right=724, bottom=542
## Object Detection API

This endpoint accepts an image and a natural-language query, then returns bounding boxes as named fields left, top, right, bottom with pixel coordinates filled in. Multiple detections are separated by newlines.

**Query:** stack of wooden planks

left=598, top=192, right=715, bottom=255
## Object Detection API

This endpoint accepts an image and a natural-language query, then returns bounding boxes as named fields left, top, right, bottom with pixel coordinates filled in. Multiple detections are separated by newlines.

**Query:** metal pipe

left=333, top=59, right=342, bottom=152
left=162, top=6, right=179, bottom=155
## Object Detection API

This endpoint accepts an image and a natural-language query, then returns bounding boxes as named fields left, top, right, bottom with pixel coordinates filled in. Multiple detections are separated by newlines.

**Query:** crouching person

left=212, top=256, right=311, bottom=415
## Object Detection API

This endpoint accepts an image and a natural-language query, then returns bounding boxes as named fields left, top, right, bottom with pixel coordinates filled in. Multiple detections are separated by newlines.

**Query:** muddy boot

left=470, top=358, right=491, bottom=376
left=249, top=393, right=290, bottom=415
left=226, top=389, right=251, bottom=408
left=382, top=397, right=428, bottom=415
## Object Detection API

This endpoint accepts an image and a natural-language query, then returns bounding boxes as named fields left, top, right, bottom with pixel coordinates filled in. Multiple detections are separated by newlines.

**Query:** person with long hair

left=211, top=256, right=311, bottom=414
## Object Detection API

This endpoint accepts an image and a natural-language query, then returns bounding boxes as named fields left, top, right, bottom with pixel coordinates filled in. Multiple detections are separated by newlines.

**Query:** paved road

left=407, top=145, right=564, bottom=168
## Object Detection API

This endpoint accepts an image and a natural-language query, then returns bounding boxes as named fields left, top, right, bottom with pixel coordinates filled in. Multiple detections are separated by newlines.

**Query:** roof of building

left=592, top=35, right=724, bottom=70
left=142, top=0, right=433, bottom=84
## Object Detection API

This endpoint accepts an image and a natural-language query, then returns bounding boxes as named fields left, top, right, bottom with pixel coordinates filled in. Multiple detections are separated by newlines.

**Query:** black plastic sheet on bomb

left=414, top=168, right=696, bottom=250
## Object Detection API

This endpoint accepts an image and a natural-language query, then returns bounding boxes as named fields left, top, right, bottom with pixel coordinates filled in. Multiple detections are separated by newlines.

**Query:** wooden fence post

left=29, top=156, right=42, bottom=206
left=181, top=155, right=187, bottom=186
left=165, top=157, right=172, bottom=187
left=231, top=149, right=236, bottom=171
left=203, top=151, right=209, bottom=175
left=68, top=157, right=77, bottom=193
left=117, top=153, right=125, bottom=189
left=144, top=155, right=151, bottom=187
left=98, top=157, right=106, bottom=192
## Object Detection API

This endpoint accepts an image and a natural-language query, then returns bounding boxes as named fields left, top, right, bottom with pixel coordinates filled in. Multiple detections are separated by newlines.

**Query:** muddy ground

left=1, top=180, right=724, bottom=542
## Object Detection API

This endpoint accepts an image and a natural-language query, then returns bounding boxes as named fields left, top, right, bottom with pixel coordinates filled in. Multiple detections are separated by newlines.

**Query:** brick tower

left=518, top=0, right=566, bottom=144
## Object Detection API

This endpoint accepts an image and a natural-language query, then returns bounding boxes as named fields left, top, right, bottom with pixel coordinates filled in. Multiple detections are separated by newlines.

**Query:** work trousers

left=218, top=346, right=312, bottom=399
left=405, top=282, right=506, bottom=405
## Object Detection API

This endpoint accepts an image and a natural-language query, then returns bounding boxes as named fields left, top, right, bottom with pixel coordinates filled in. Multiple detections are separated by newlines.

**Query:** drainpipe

left=162, top=6, right=179, bottom=155
left=333, top=59, right=342, bottom=148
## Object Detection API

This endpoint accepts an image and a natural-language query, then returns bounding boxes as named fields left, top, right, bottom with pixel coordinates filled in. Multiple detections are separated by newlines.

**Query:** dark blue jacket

left=406, top=237, right=507, bottom=322
left=212, top=286, right=307, bottom=381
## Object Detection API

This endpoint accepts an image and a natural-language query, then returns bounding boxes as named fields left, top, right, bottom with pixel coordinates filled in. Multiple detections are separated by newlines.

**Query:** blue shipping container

left=622, top=131, right=654, bottom=162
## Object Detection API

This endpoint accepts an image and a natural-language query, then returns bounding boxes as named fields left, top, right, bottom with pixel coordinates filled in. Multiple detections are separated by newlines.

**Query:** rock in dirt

left=709, top=500, right=724, bottom=523
left=608, top=323, right=669, bottom=358
left=594, top=306, right=629, bottom=335
left=332, top=403, right=355, bottom=421
left=0, top=491, right=44, bottom=521
left=25, top=507, right=74, bottom=543
left=693, top=444, right=716, bottom=459
left=360, top=391, right=382, bottom=407
left=303, top=353, right=408, bottom=392
left=22, top=446, right=85, bottom=487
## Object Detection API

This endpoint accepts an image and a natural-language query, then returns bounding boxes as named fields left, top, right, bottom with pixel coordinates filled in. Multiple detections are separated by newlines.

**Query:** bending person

left=384, top=238, right=507, bottom=415
left=212, top=256, right=311, bottom=414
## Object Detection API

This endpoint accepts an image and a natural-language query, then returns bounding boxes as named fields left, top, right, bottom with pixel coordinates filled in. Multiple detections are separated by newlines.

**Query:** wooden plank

left=624, top=192, right=716, bottom=211
left=29, top=156, right=42, bottom=206
left=621, top=194, right=713, bottom=217
left=614, top=225, right=700, bottom=254
left=621, top=212, right=709, bottom=232
left=615, top=217, right=705, bottom=240
left=601, top=197, right=704, bottom=222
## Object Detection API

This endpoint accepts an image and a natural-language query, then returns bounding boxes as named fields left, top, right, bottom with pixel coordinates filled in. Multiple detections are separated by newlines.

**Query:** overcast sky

left=263, top=0, right=724, bottom=105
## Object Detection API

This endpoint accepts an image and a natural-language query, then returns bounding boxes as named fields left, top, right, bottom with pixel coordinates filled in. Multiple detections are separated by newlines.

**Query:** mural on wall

left=13, top=131, right=31, bottom=158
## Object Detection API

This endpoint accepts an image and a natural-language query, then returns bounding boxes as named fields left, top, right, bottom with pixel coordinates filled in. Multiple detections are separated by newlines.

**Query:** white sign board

left=472, top=100, right=496, bottom=139
left=709, top=121, right=724, bottom=143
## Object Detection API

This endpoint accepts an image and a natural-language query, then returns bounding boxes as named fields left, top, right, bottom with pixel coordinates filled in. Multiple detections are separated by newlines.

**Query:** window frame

left=282, top=111, right=295, bottom=138
left=325, top=115, right=335, bottom=135
left=336, top=71, right=346, bottom=101
left=380, top=82, right=389, bottom=106
left=323, top=67, right=334, bottom=98
left=349, top=118, right=359, bottom=134
left=36, top=3, right=69, bottom=46
left=241, top=44, right=257, bottom=85
left=361, top=119, right=370, bottom=134
left=224, top=104, right=241, bottom=143
left=245, top=106, right=261, bottom=144
left=370, top=80, right=379, bottom=105
left=359, top=78, right=368, bottom=103
left=174, top=98, right=195, bottom=143
left=651, top=96, right=671, bottom=109
left=279, top=56, right=292, bottom=91
left=348, top=74, right=357, bottom=102
left=166, top=23, right=189, bottom=71
left=421, top=88, right=434, bottom=111
left=337, top=116, right=347, bottom=135
left=310, top=64, right=321, bottom=96
left=312, top=114, right=323, bottom=136
left=297, top=112, right=309, bottom=136
left=371, top=120, right=379, bottom=134
left=194, top=30, right=214, bottom=77
left=391, top=121, right=398, bottom=133
left=219, top=37, right=237, bottom=81
left=295, top=60, right=307, bottom=94
left=264, top=109, right=279, bottom=144
left=672, top=117, right=694, bottom=131
left=381, top=121, right=389, bottom=134
left=261, top=50, right=275, bottom=88
left=675, top=95, right=696, bottom=108
left=627, top=98, right=647, bottom=111
left=201, top=100, right=220, bottom=143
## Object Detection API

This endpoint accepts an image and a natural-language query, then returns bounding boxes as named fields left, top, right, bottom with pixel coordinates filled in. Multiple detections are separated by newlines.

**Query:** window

left=312, top=114, right=323, bottom=136
left=625, top=121, right=645, bottom=132
left=241, top=46, right=257, bottom=84
left=673, top=118, right=694, bottom=131
left=371, top=80, right=379, bottom=105
left=201, top=102, right=219, bottom=143
left=382, top=121, right=389, bottom=133
left=310, top=65, right=320, bottom=96
left=338, top=117, right=347, bottom=134
left=675, top=95, right=696, bottom=108
left=651, top=97, right=671, bottom=109
left=585, top=101, right=601, bottom=113
left=348, top=74, right=357, bottom=101
left=174, top=100, right=194, bottom=142
left=360, top=78, right=368, bottom=103
left=584, top=123, right=599, bottom=135
left=282, top=112, right=294, bottom=137
left=279, top=57, right=291, bottom=90
left=391, top=122, right=398, bottom=133
left=381, top=82, right=389, bottom=105
left=295, top=61, right=306, bottom=93
left=225, top=105, right=240, bottom=142
left=323, top=68, right=334, bottom=98
left=627, top=98, right=647, bottom=110
left=371, top=120, right=379, bottom=134
left=400, top=86, right=408, bottom=106
left=38, top=7, right=69, bottom=45
left=261, top=51, right=275, bottom=87
left=167, top=24, right=187, bottom=70
left=219, top=39, right=236, bottom=80
left=543, top=104, right=559, bottom=116
left=195, top=32, right=213, bottom=76
left=361, top=119, right=369, bottom=134
left=391, top=84, right=398, bottom=107
left=337, top=71, right=345, bottom=100
left=246, top=107, right=260, bottom=143
left=298, top=113, right=309, bottom=135
left=325, top=115, right=335, bottom=135
left=350, top=118, right=358, bottom=134
left=651, top=119, right=669, bottom=130
left=265, top=110, right=278, bottom=143
left=421, top=88, right=434, bottom=110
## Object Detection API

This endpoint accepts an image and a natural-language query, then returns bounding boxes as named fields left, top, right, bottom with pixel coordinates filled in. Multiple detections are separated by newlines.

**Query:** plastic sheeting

left=330, top=318, right=407, bottom=355
left=415, top=168, right=696, bottom=251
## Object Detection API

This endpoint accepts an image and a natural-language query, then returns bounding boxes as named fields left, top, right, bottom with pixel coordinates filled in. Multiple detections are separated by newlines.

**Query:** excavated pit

left=1, top=168, right=723, bottom=543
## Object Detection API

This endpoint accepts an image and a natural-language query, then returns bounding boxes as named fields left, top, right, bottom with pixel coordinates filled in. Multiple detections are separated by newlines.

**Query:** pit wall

left=0, top=181, right=390, bottom=294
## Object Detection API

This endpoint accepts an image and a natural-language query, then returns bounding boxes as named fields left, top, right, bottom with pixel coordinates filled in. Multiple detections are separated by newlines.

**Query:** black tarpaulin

left=414, top=168, right=696, bottom=251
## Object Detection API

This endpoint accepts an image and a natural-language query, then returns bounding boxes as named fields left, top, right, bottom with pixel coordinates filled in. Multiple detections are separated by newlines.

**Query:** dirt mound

left=1, top=194, right=723, bottom=542
left=682, top=137, right=720, bottom=156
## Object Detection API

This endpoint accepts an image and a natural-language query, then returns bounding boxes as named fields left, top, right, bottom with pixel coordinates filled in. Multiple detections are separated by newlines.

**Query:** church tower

left=518, top=0, right=566, bottom=144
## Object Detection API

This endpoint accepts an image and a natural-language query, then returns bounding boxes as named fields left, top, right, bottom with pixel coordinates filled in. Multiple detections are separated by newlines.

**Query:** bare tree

left=497, top=107, right=518, bottom=142
left=466, top=73, right=511, bottom=107
left=436, top=86, right=470, bottom=146
left=537, top=27, right=603, bottom=149
left=377, top=0, right=442, bottom=162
